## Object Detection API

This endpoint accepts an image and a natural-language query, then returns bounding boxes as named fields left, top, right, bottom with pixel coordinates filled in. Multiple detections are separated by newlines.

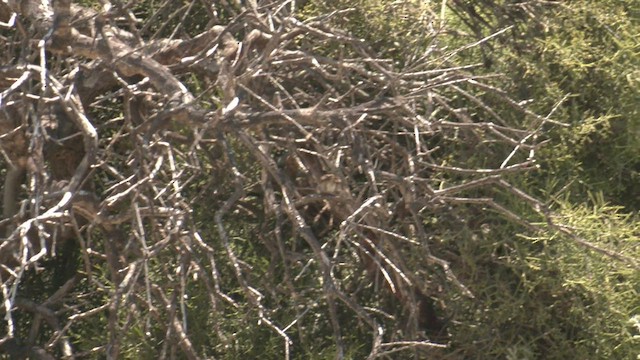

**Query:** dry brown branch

left=0, top=0, right=634, bottom=358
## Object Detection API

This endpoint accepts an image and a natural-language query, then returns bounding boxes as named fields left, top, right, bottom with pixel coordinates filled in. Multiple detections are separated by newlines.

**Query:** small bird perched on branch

left=318, top=173, right=349, bottom=198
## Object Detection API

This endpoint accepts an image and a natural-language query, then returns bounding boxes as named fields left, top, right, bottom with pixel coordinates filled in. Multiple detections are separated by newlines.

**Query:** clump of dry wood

left=0, top=1, right=634, bottom=358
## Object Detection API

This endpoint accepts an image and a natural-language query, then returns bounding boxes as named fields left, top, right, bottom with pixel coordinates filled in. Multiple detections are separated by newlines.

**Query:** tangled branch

left=0, top=0, right=635, bottom=358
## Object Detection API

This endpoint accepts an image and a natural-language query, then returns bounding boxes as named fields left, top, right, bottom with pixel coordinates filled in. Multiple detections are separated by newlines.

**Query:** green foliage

left=302, top=0, right=437, bottom=64
left=4, top=0, right=638, bottom=358
left=74, top=0, right=213, bottom=38
left=433, top=196, right=639, bottom=359
left=389, top=1, right=640, bottom=358
left=477, top=0, right=640, bottom=209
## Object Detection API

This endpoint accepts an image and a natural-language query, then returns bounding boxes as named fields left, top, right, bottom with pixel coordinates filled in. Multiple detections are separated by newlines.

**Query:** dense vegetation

left=0, top=0, right=637, bottom=359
